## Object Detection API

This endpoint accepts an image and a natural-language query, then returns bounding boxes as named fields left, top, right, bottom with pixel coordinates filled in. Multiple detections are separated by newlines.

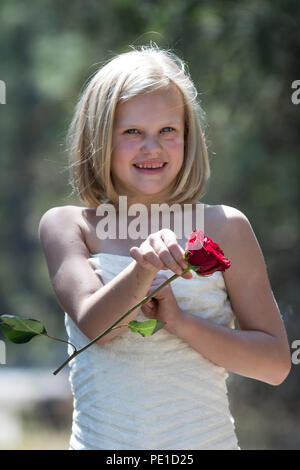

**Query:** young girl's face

left=111, top=85, right=185, bottom=207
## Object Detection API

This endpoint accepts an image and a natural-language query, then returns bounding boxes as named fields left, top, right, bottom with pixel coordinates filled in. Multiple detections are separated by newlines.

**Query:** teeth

left=135, top=163, right=164, bottom=169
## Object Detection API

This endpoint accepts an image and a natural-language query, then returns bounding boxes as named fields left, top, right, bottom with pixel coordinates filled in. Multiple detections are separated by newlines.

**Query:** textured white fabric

left=65, top=252, right=240, bottom=450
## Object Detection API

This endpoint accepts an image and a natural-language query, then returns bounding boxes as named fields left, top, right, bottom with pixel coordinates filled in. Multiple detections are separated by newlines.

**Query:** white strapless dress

left=65, top=252, right=240, bottom=450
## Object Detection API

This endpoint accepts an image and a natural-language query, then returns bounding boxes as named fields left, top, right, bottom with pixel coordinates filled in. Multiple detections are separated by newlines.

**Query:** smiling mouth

left=133, top=163, right=168, bottom=172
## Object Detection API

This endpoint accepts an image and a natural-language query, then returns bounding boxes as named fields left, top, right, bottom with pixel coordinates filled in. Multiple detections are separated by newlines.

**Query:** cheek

left=165, top=133, right=184, bottom=147
left=112, top=140, right=138, bottom=164
left=165, top=136, right=184, bottom=160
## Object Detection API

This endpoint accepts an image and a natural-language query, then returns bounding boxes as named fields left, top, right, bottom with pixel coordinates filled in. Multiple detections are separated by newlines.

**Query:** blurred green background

left=0, top=0, right=299, bottom=450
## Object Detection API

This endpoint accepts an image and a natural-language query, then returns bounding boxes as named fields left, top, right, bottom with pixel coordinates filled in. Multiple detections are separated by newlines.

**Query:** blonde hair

left=67, top=45, right=210, bottom=208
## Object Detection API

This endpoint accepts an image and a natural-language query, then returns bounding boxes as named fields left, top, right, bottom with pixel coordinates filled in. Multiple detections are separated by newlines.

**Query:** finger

left=160, top=230, right=189, bottom=271
left=181, top=270, right=194, bottom=279
left=143, top=248, right=165, bottom=271
left=149, top=233, right=185, bottom=275
left=130, top=246, right=163, bottom=272
left=130, top=246, right=145, bottom=265
left=141, top=304, right=154, bottom=316
left=142, top=303, right=153, bottom=311
left=141, top=305, right=149, bottom=315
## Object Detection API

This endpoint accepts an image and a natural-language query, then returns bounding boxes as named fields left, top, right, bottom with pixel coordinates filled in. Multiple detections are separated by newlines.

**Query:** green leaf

left=128, top=319, right=166, bottom=337
left=0, top=314, right=47, bottom=344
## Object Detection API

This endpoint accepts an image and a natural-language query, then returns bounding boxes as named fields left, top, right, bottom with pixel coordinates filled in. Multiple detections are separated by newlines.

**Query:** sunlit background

left=0, top=0, right=299, bottom=450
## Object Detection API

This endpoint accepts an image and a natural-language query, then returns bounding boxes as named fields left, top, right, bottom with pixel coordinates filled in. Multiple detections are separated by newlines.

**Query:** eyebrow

left=115, top=121, right=182, bottom=129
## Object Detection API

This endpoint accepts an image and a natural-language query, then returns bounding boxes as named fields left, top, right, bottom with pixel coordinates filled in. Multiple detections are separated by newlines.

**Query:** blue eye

left=161, top=127, right=175, bottom=133
left=124, top=127, right=175, bottom=135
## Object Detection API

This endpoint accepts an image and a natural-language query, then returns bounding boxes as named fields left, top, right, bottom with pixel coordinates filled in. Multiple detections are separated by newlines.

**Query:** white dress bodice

left=65, top=252, right=240, bottom=450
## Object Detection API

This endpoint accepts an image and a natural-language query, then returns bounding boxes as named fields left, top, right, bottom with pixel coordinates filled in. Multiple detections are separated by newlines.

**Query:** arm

left=172, top=206, right=291, bottom=386
left=38, top=206, right=157, bottom=345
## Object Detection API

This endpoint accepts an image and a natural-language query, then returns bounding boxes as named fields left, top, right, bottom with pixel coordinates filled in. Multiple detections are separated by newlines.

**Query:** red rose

left=184, top=229, right=231, bottom=276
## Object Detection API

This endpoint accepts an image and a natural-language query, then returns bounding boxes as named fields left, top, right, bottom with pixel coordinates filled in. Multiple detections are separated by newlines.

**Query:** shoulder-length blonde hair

left=67, top=45, right=210, bottom=208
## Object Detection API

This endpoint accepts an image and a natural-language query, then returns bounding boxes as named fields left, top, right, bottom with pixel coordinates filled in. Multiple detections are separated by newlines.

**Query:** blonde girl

left=39, top=45, right=291, bottom=450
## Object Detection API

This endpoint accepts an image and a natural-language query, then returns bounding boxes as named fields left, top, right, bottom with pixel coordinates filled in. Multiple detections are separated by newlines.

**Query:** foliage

left=0, top=0, right=299, bottom=449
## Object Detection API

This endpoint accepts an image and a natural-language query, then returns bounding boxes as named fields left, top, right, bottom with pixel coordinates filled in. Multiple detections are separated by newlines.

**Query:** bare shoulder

left=203, top=203, right=250, bottom=248
left=38, top=205, right=103, bottom=322
left=219, top=204, right=257, bottom=256
left=204, top=203, right=266, bottom=285
left=38, top=205, right=91, bottom=276
left=204, top=203, right=248, bottom=225
left=39, top=205, right=83, bottom=233
left=38, top=204, right=92, bottom=243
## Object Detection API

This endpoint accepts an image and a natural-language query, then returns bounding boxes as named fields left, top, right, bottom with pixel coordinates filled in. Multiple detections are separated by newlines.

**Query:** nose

left=140, top=135, right=162, bottom=155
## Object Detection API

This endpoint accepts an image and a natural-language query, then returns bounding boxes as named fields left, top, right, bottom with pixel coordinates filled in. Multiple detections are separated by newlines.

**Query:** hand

left=141, top=273, right=182, bottom=335
left=130, top=229, right=193, bottom=280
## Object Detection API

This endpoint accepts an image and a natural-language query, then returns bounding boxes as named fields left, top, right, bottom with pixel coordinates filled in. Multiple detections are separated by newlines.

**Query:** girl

left=39, top=45, right=291, bottom=450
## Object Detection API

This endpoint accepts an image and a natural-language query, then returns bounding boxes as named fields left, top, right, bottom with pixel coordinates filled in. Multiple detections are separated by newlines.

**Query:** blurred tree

left=0, top=0, right=299, bottom=449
